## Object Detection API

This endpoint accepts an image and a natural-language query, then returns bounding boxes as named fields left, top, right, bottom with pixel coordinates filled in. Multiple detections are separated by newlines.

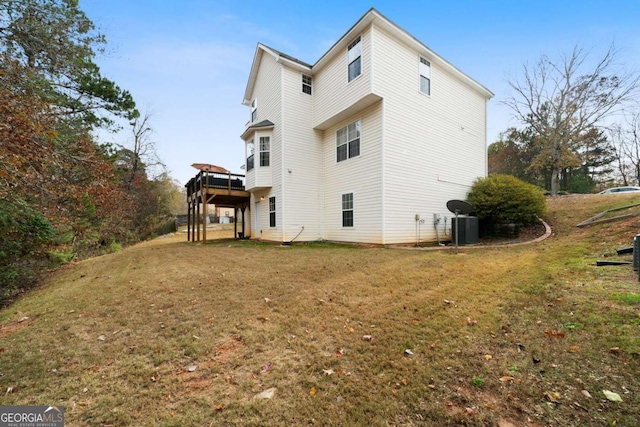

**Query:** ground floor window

left=269, top=196, right=276, bottom=227
left=342, top=193, right=353, bottom=227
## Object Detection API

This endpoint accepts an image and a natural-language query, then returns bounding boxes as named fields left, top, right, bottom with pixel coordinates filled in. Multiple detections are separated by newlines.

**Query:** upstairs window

left=348, top=36, right=361, bottom=82
left=259, top=136, right=270, bottom=167
left=342, top=193, right=354, bottom=227
left=420, top=57, right=431, bottom=95
left=302, top=74, right=312, bottom=95
left=246, top=140, right=255, bottom=171
left=251, top=98, right=258, bottom=122
left=336, top=120, right=361, bottom=162
left=269, top=196, right=276, bottom=227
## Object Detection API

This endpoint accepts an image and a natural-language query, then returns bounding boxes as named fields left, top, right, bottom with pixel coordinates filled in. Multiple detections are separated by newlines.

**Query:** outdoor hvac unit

left=451, top=216, right=479, bottom=245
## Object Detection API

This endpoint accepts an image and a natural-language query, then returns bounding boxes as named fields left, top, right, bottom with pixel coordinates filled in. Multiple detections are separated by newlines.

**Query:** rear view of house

left=241, top=8, right=493, bottom=245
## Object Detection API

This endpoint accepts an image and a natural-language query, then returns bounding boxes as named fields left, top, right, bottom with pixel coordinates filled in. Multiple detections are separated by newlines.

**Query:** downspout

left=280, top=65, right=286, bottom=243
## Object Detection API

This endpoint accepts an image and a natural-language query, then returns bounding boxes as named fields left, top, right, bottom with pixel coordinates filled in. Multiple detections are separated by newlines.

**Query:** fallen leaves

left=309, top=387, right=316, bottom=396
left=603, top=390, right=622, bottom=402
left=544, top=330, right=565, bottom=338
left=254, top=387, right=277, bottom=400
left=544, top=391, right=561, bottom=403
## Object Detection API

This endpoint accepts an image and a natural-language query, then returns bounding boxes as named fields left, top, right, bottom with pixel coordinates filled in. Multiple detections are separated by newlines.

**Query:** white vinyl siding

left=371, top=24, right=487, bottom=244
left=280, top=65, right=323, bottom=241
left=322, top=102, right=383, bottom=243
left=246, top=51, right=281, bottom=239
left=313, top=29, right=372, bottom=129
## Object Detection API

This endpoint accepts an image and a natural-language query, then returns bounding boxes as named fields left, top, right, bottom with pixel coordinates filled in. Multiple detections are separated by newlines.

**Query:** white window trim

left=419, top=56, right=431, bottom=96
left=336, top=119, right=362, bottom=163
left=259, top=136, right=270, bottom=167
left=302, top=74, right=312, bottom=95
left=251, top=98, right=258, bottom=122
left=246, top=139, right=255, bottom=171
left=268, top=196, right=276, bottom=228
left=341, top=192, right=354, bottom=228
left=347, top=36, right=362, bottom=83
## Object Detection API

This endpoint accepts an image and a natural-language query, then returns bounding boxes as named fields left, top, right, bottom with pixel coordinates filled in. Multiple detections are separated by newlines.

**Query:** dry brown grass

left=1, top=194, right=640, bottom=426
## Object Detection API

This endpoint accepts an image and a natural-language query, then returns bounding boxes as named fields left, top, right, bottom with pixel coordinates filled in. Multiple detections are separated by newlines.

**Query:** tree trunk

left=551, top=167, right=560, bottom=196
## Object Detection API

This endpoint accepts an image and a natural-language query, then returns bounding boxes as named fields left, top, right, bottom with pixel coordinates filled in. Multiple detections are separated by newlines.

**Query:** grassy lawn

left=1, top=194, right=640, bottom=426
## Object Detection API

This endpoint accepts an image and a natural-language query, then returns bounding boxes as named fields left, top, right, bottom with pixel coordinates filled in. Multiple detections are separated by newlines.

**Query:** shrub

left=0, top=198, right=55, bottom=299
left=467, top=175, right=546, bottom=229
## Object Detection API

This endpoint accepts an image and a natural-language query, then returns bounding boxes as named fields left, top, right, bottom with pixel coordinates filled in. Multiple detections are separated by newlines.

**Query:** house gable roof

left=313, top=8, right=493, bottom=99
left=240, top=119, right=275, bottom=140
left=242, top=8, right=493, bottom=106
left=242, top=44, right=312, bottom=106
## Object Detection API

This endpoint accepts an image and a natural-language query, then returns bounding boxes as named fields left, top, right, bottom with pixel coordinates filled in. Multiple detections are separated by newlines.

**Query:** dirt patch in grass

left=1, top=194, right=640, bottom=426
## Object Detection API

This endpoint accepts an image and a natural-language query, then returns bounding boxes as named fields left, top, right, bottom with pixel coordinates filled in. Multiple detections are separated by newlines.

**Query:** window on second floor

left=420, top=57, right=431, bottom=95
left=336, top=120, right=361, bottom=162
left=259, top=136, right=270, bottom=167
left=348, top=36, right=361, bottom=82
left=302, top=74, right=312, bottom=95
left=269, top=196, right=276, bottom=227
left=251, top=98, right=258, bottom=122
left=246, top=140, right=255, bottom=171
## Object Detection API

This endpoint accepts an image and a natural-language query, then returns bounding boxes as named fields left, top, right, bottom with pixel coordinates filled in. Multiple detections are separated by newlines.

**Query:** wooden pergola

left=185, top=166, right=250, bottom=242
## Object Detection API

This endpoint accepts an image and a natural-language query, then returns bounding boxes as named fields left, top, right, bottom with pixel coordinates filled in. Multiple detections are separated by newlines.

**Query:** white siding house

left=241, top=8, right=493, bottom=245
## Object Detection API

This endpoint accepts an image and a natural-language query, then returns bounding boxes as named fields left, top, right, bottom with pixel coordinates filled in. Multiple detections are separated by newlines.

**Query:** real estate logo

left=0, top=406, right=64, bottom=427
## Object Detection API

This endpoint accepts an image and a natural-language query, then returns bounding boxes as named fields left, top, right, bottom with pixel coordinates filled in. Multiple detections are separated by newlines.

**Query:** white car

left=598, top=186, right=640, bottom=194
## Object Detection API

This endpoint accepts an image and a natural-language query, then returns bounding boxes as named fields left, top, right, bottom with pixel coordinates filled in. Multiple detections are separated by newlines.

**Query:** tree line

left=490, top=45, right=640, bottom=194
left=1, top=0, right=182, bottom=300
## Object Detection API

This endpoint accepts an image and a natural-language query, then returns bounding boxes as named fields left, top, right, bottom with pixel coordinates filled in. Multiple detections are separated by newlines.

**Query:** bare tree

left=610, top=112, right=640, bottom=186
left=504, top=45, right=640, bottom=195
left=117, top=111, right=165, bottom=189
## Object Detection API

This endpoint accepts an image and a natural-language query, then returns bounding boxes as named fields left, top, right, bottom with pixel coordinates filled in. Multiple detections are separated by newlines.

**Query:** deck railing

left=186, top=170, right=246, bottom=197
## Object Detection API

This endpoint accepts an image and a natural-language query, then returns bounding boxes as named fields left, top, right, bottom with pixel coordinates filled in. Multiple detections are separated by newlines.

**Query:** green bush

left=0, top=198, right=55, bottom=299
left=467, top=175, right=546, bottom=228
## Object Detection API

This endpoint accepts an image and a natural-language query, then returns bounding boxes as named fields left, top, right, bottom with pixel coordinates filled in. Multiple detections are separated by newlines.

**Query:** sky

left=81, top=0, right=640, bottom=186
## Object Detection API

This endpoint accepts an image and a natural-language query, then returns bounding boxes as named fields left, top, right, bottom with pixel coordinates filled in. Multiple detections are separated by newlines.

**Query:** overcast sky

left=81, top=0, right=640, bottom=186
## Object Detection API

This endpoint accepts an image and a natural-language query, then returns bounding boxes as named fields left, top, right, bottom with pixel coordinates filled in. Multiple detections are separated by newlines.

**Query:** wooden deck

left=185, top=170, right=250, bottom=242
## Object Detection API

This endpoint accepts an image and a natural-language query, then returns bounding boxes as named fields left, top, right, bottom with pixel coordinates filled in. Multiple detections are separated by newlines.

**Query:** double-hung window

left=251, top=98, right=258, bottom=122
left=302, top=74, right=312, bottom=94
left=246, top=140, right=255, bottom=171
left=269, top=196, right=276, bottom=227
left=336, top=120, right=361, bottom=162
left=419, top=57, right=431, bottom=95
left=347, top=36, right=361, bottom=82
left=259, top=136, right=270, bottom=167
left=342, top=193, right=354, bottom=227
